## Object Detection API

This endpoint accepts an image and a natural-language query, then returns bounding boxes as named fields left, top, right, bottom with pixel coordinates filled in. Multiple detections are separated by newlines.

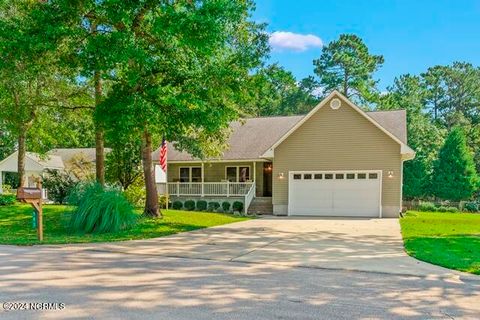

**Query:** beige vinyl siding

left=273, top=97, right=402, bottom=217
left=167, top=161, right=265, bottom=195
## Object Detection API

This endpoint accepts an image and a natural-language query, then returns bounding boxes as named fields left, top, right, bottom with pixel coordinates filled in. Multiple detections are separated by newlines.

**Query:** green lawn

left=0, top=203, right=249, bottom=245
left=400, top=211, right=480, bottom=275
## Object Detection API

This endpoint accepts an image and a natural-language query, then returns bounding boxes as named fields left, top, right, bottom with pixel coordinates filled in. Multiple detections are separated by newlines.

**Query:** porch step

left=248, top=197, right=273, bottom=215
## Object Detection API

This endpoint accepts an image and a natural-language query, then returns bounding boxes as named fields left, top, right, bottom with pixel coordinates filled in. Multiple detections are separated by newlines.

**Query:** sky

left=254, top=0, right=480, bottom=90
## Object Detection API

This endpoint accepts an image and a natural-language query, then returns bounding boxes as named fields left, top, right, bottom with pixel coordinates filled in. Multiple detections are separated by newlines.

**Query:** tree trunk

left=142, top=129, right=160, bottom=218
left=94, top=70, right=105, bottom=186
left=17, top=129, right=27, bottom=188
left=343, top=71, right=348, bottom=97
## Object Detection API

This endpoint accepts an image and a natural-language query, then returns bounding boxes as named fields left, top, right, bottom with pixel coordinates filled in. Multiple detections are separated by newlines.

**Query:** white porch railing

left=244, top=183, right=256, bottom=214
left=167, top=182, right=254, bottom=197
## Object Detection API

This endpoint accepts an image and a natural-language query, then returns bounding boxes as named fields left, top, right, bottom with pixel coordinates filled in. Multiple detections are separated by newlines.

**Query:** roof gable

left=261, top=91, right=414, bottom=159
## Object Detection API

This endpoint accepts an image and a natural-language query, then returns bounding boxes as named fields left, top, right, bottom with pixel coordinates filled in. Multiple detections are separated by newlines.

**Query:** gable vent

left=330, top=98, right=341, bottom=110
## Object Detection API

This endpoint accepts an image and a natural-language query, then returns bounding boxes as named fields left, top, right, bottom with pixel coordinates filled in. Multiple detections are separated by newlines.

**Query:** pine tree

left=431, top=127, right=478, bottom=201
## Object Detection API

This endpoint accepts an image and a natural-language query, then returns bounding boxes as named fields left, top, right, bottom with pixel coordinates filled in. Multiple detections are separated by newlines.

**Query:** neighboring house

left=0, top=151, right=64, bottom=196
left=153, top=91, right=415, bottom=217
left=50, top=148, right=111, bottom=180
left=0, top=148, right=106, bottom=195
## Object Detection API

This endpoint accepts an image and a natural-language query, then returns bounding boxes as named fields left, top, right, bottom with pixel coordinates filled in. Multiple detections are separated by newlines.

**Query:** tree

left=377, top=74, right=445, bottom=199
left=95, top=0, right=268, bottom=217
left=34, top=0, right=117, bottom=186
left=431, top=128, right=478, bottom=201
left=0, top=1, right=72, bottom=187
left=245, top=64, right=321, bottom=116
left=313, top=34, right=384, bottom=103
left=421, top=62, right=480, bottom=172
left=105, top=136, right=142, bottom=191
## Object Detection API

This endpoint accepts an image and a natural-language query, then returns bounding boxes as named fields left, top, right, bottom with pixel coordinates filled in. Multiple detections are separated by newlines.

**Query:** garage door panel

left=288, top=171, right=381, bottom=217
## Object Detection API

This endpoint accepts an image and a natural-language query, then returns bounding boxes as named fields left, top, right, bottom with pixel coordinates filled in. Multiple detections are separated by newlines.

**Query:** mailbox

left=17, top=187, right=42, bottom=200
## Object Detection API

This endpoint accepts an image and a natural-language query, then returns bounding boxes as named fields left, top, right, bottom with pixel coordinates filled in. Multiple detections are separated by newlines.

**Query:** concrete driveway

left=1, top=217, right=479, bottom=319
left=63, top=216, right=475, bottom=279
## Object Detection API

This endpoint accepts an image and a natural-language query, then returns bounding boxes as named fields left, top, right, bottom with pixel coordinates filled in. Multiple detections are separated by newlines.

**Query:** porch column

left=253, top=161, right=256, bottom=195
left=201, top=162, right=204, bottom=197
left=0, top=171, right=3, bottom=194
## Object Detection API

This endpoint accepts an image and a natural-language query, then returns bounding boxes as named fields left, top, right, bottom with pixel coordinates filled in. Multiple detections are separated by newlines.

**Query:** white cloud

left=269, top=31, right=323, bottom=52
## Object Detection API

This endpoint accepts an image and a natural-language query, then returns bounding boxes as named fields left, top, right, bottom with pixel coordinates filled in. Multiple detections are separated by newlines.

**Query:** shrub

left=463, top=201, right=479, bottom=213
left=43, top=169, right=77, bottom=204
left=446, top=206, right=459, bottom=213
left=159, top=195, right=169, bottom=209
left=418, top=202, right=436, bottom=212
left=123, top=178, right=146, bottom=208
left=196, top=200, right=207, bottom=211
left=232, top=201, right=244, bottom=213
left=172, top=201, right=183, bottom=210
left=0, top=194, right=16, bottom=206
left=184, top=200, right=195, bottom=211
left=208, top=201, right=220, bottom=212
left=67, top=182, right=137, bottom=234
left=437, top=206, right=448, bottom=212
left=1, top=184, right=13, bottom=194
left=222, top=201, right=231, bottom=212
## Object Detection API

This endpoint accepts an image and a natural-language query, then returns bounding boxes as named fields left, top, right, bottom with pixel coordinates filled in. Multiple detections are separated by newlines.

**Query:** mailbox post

left=17, top=181, right=43, bottom=241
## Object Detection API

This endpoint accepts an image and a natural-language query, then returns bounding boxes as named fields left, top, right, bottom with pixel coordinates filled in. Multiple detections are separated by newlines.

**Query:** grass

left=0, top=203, right=249, bottom=246
left=400, top=211, right=480, bottom=275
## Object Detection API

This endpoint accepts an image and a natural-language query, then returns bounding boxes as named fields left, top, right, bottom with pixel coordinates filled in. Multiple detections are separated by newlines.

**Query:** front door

left=263, top=162, right=273, bottom=197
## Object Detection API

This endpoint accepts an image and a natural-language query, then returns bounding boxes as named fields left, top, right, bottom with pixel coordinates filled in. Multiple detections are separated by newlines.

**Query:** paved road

left=0, top=217, right=479, bottom=319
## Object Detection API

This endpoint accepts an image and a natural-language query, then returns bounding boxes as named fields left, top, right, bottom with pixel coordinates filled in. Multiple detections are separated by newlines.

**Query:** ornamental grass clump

left=67, top=182, right=137, bottom=234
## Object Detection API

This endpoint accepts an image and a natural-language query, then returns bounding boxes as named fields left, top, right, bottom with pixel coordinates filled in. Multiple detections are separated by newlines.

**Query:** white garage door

left=288, top=171, right=382, bottom=217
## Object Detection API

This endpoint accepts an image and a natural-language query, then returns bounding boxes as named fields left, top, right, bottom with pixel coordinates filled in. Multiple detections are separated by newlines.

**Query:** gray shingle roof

left=153, top=109, right=407, bottom=162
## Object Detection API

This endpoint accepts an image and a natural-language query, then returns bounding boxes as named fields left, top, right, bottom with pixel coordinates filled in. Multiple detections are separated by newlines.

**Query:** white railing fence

left=167, top=182, right=254, bottom=197
left=244, top=183, right=256, bottom=214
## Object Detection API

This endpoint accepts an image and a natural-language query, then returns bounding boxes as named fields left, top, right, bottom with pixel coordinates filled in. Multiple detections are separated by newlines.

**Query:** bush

left=463, top=201, right=479, bottom=212
left=232, top=201, right=244, bottom=213
left=172, top=201, right=183, bottom=210
left=208, top=202, right=220, bottom=212
left=196, top=200, right=207, bottom=211
left=123, top=178, right=146, bottom=208
left=1, top=184, right=13, bottom=194
left=43, top=169, right=77, bottom=204
left=0, top=194, right=16, bottom=206
left=437, top=206, right=448, bottom=212
left=222, top=201, right=231, bottom=212
left=159, top=195, right=169, bottom=209
left=446, top=206, right=459, bottom=213
left=67, top=182, right=137, bottom=234
left=184, top=200, right=195, bottom=211
left=418, top=202, right=436, bottom=212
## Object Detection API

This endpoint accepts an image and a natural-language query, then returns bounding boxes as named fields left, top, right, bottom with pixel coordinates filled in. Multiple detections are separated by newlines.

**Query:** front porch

left=157, top=160, right=274, bottom=213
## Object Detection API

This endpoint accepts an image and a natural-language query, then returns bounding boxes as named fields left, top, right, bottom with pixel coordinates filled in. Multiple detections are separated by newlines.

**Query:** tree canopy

left=313, top=34, right=384, bottom=103
left=431, top=128, right=478, bottom=201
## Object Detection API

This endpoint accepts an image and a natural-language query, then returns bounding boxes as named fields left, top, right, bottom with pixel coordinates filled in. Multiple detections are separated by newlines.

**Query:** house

left=153, top=91, right=415, bottom=217
left=0, top=151, right=64, bottom=195
left=0, top=148, right=107, bottom=195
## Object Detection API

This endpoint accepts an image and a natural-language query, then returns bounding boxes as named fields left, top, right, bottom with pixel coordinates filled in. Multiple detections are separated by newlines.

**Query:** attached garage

left=288, top=171, right=382, bottom=217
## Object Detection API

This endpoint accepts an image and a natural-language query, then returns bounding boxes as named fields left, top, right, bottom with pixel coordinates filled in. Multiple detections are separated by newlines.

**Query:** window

left=226, top=167, right=237, bottom=182
left=369, top=173, right=378, bottom=179
left=179, top=167, right=202, bottom=182
left=191, top=168, right=202, bottom=182
left=303, top=174, right=312, bottom=180
left=314, top=174, right=323, bottom=179
left=226, top=166, right=250, bottom=182
left=325, top=173, right=333, bottom=179
left=346, top=173, right=355, bottom=179
left=293, top=174, right=302, bottom=180
left=357, top=173, right=366, bottom=179
left=335, top=173, right=344, bottom=179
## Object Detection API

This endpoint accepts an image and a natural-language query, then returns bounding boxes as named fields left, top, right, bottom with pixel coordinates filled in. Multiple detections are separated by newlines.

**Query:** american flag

left=159, top=138, right=167, bottom=172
